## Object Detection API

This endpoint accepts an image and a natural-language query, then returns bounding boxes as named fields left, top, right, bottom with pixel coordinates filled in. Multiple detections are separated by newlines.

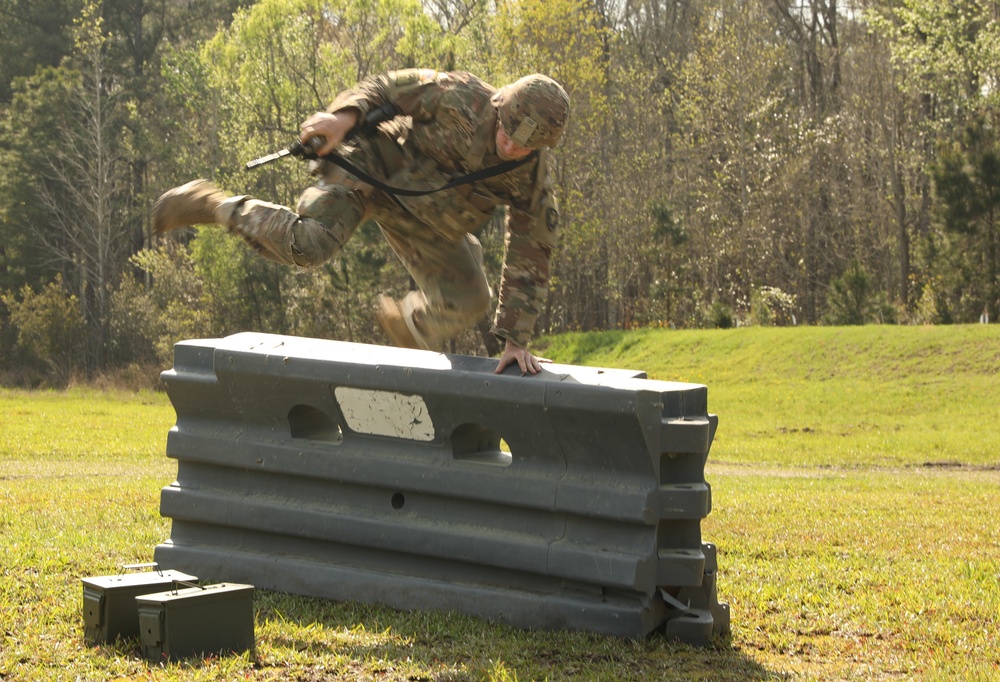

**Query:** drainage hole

left=391, top=492, right=405, bottom=510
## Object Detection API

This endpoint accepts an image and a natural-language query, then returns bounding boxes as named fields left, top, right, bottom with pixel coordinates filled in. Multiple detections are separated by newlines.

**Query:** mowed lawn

left=1, top=324, right=998, bottom=681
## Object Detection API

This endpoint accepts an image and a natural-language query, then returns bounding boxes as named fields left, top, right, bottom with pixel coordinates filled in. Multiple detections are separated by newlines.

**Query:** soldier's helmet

left=491, top=74, right=570, bottom=149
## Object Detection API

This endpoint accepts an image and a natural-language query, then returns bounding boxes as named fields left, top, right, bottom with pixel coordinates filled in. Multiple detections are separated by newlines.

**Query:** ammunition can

left=81, top=569, right=198, bottom=645
left=136, top=583, right=255, bottom=662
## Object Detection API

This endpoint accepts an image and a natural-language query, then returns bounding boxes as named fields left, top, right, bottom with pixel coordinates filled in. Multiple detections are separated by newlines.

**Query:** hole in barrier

left=450, top=423, right=512, bottom=466
left=288, top=404, right=344, bottom=443
left=391, top=492, right=405, bottom=509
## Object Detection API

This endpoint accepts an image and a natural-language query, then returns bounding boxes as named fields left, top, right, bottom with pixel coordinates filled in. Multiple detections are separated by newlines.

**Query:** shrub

left=749, top=286, right=797, bottom=326
left=108, top=274, right=158, bottom=366
left=1, top=275, right=87, bottom=385
left=116, top=245, right=213, bottom=367
left=824, top=260, right=897, bottom=325
left=708, top=301, right=735, bottom=329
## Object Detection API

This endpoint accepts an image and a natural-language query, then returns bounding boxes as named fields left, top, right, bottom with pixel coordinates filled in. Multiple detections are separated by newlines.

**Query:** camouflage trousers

left=219, top=147, right=493, bottom=349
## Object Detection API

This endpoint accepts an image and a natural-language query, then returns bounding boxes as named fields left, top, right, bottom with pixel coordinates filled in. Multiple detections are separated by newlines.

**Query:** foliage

left=867, top=0, right=1000, bottom=132
left=0, top=0, right=80, bottom=103
left=823, top=259, right=897, bottom=326
left=748, top=285, right=796, bottom=327
left=3, top=2, right=138, bottom=372
left=1, top=66, right=79, bottom=292
left=824, top=259, right=873, bottom=326
left=107, top=273, right=161, bottom=367
left=911, top=273, right=954, bottom=325
left=930, top=112, right=1000, bottom=322
left=197, top=0, right=444, bottom=177
left=122, top=245, right=213, bottom=365
left=707, top=300, right=735, bottom=329
left=1, top=275, right=86, bottom=384
left=109, top=239, right=268, bottom=369
left=641, top=201, right=691, bottom=328
left=189, top=225, right=282, bottom=333
left=3, top=0, right=1000, bottom=384
left=866, top=0, right=1000, bottom=313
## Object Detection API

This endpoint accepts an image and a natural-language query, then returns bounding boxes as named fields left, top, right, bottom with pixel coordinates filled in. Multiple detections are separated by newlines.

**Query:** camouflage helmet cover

left=491, top=74, right=570, bottom=149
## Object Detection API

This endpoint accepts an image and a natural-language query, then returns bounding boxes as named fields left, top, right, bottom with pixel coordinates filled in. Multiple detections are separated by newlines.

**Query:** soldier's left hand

left=495, top=339, right=550, bottom=376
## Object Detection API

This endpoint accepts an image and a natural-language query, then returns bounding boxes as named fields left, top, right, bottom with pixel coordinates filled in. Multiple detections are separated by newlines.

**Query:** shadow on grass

left=246, top=592, right=783, bottom=682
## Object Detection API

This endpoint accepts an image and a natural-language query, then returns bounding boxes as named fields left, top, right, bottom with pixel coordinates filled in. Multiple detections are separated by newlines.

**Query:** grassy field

left=1, top=325, right=999, bottom=681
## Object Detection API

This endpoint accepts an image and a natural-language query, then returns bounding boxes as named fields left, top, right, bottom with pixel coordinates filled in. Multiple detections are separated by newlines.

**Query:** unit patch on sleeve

left=546, top=206, right=559, bottom=231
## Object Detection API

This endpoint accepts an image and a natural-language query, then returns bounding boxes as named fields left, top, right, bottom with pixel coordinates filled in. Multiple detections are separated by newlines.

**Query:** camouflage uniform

left=220, top=69, right=563, bottom=350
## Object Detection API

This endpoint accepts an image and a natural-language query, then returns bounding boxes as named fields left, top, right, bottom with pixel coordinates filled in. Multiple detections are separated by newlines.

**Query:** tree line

left=1, top=0, right=997, bottom=386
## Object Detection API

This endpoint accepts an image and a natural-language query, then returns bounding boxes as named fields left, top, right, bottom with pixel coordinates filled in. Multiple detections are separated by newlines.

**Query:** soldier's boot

left=375, top=295, right=430, bottom=350
left=152, top=179, right=229, bottom=235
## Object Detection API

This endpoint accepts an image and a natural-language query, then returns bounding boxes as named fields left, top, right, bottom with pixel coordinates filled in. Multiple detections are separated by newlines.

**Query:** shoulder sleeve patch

left=546, top=206, right=559, bottom=231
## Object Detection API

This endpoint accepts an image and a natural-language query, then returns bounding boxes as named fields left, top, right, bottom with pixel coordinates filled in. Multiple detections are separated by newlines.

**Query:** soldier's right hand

left=300, top=110, right=360, bottom=156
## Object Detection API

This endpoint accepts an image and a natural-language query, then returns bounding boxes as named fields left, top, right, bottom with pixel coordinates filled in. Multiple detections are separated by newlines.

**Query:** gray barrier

left=153, top=332, right=729, bottom=642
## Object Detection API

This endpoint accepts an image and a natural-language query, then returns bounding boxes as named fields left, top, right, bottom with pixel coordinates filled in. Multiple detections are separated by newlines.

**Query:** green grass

left=2, top=326, right=1000, bottom=680
left=538, top=325, right=1000, bottom=468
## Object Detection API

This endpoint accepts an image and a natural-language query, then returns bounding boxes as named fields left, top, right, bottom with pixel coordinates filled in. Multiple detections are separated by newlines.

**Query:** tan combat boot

left=375, top=295, right=429, bottom=350
left=151, top=179, right=228, bottom=235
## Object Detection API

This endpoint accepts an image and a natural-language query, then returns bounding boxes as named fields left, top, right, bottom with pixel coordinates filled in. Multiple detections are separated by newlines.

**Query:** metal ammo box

left=81, top=565, right=198, bottom=644
left=136, top=582, right=255, bottom=662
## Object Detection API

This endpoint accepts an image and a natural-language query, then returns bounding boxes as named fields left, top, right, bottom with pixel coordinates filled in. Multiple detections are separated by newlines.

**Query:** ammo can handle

left=122, top=562, right=161, bottom=575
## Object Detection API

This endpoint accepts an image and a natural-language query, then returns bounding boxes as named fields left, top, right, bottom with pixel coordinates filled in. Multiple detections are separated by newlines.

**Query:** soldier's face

left=496, top=121, right=534, bottom=161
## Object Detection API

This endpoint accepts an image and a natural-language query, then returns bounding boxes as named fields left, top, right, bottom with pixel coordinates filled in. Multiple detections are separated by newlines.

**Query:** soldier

left=152, top=69, right=569, bottom=375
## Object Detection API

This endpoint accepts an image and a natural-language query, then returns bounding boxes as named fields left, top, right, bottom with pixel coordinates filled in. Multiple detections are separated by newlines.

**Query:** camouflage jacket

left=328, top=69, right=560, bottom=350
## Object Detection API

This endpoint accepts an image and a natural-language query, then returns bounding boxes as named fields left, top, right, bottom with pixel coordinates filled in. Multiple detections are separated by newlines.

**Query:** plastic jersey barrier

left=154, top=332, right=730, bottom=642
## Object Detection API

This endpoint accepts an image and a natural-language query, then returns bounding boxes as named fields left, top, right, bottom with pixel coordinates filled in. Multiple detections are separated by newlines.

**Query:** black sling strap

left=321, top=100, right=537, bottom=196
left=318, top=149, right=537, bottom=198
left=247, top=102, right=535, bottom=196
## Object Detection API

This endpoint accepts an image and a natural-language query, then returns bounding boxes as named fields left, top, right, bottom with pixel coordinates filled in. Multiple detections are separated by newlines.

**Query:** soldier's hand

left=495, top=339, right=550, bottom=376
left=300, top=110, right=360, bottom=156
